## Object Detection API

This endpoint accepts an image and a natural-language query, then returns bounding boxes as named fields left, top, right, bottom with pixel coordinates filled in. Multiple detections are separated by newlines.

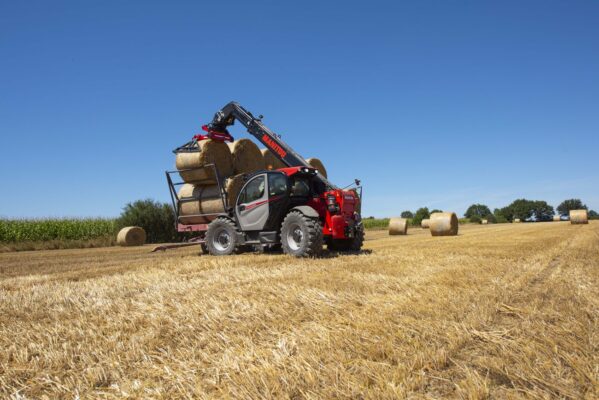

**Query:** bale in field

left=553, top=215, right=561, bottom=222
left=388, top=217, right=408, bottom=235
left=178, top=184, right=226, bottom=224
left=227, top=139, right=264, bottom=174
left=306, top=158, right=328, bottom=178
left=569, top=209, right=588, bottom=224
left=421, top=219, right=430, bottom=229
left=116, top=226, right=146, bottom=246
left=176, top=139, right=234, bottom=184
left=261, top=148, right=286, bottom=170
left=481, top=219, right=488, bottom=225
left=514, top=218, right=521, bottom=223
left=429, top=212, right=459, bottom=236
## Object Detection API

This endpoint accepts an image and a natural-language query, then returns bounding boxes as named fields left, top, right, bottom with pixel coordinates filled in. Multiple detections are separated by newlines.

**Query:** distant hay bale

left=116, top=226, right=146, bottom=247
left=261, top=148, right=286, bottom=170
left=306, top=158, right=328, bottom=178
left=514, top=218, right=521, bottom=223
left=553, top=215, right=561, bottom=222
left=176, top=139, right=234, bottom=184
left=481, top=219, right=488, bottom=224
left=225, top=174, right=246, bottom=207
left=429, top=212, right=459, bottom=236
left=421, top=219, right=430, bottom=229
left=178, top=184, right=225, bottom=224
left=388, top=217, right=408, bottom=235
left=227, top=139, right=264, bottom=174
left=569, top=209, right=588, bottom=224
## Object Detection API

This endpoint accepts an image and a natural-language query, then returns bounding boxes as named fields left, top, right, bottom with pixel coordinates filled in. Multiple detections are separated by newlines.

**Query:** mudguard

left=291, top=205, right=319, bottom=218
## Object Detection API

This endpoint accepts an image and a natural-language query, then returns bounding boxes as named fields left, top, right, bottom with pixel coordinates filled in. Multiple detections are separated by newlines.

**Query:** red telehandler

left=164, top=102, right=363, bottom=257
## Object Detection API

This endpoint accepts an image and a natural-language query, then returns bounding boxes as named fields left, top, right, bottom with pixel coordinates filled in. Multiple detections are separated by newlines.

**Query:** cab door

left=236, top=174, right=269, bottom=231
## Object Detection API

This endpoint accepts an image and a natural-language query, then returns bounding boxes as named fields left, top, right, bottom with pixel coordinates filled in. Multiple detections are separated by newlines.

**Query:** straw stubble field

left=0, top=222, right=597, bottom=398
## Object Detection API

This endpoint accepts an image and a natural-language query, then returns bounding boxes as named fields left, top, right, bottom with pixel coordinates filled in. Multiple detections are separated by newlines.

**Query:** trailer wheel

left=280, top=211, right=323, bottom=257
left=206, top=217, right=239, bottom=256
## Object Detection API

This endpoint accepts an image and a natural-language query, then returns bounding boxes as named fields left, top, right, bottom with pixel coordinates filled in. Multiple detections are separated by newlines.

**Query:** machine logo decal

left=262, top=134, right=287, bottom=159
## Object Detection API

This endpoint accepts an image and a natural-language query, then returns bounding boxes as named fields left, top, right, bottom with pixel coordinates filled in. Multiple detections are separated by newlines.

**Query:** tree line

left=399, top=198, right=598, bottom=225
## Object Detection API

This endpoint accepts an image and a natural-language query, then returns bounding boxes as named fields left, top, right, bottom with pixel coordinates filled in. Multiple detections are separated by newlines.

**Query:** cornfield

left=0, top=218, right=116, bottom=242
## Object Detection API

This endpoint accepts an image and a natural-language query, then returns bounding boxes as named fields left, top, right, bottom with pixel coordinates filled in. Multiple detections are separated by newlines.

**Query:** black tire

left=280, top=211, right=323, bottom=257
left=205, top=217, right=239, bottom=256
left=328, top=226, right=364, bottom=252
left=200, top=243, right=209, bottom=254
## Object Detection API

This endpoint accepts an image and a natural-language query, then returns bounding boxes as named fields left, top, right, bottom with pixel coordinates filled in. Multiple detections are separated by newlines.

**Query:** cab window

left=290, top=177, right=310, bottom=197
left=268, top=173, right=288, bottom=197
left=238, top=175, right=265, bottom=204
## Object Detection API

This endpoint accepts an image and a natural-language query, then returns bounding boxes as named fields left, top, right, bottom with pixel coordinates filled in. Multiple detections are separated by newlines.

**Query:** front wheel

left=205, top=217, right=239, bottom=256
left=280, top=211, right=323, bottom=257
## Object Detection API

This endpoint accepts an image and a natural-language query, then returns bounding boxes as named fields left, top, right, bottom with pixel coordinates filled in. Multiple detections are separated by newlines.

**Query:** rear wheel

left=280, top=211, right=323, bottom=257
left=206, top=217, right=239, bottom=256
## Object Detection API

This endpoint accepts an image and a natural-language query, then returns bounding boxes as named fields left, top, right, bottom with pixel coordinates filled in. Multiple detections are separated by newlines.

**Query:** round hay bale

left=225, top=174, right=246, bottom=206
left=514, top=218, right=521, bottom=223
left=227, top=139, right=264, bottom=174
left=388, top=217, right=408, bottom=235
left=306, top=158, right=327, bottom=178
left=116, top=226, right=146, bottom=247
left=553, top=215, right=561, bottom=222
left=261, top=148, right=286, bottom=170
left=178, top=184, right=225, bottom=224
left=421, top=219, right=430, bottom=229
left=176, top=139, right=234, bottom=184
left=429, top=212, right=459, bottom=236
left=481, top=219, right=488, bottom=225
left=569, top=209, right=588, bottom=224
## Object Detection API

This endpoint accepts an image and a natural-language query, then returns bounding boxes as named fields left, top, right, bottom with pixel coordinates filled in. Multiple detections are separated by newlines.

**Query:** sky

left=1, top=0, right=598, bottom=218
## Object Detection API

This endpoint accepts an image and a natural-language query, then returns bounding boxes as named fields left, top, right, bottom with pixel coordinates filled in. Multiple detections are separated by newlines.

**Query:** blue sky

left=1, top=1, right=598, bottom=218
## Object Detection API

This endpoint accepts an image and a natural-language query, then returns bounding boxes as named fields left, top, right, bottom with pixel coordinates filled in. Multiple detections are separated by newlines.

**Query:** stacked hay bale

left=177, top=139, right=264, bottom=224
left=429, top=212, right=459, bottom=236
left=388, top=217, right=408, bottom=235
left=117, top=226, right=146, bottom=246
left=569, top=209, right=588, bottom=224
left=306, top=158, right=328, bottom=178
left=175, top=138, right=331, bottom=225
left=261, top=148, right=286, bottom=170
left=514, top=218, right=521, bottom=223
left=481, top=219, right=488, bottom=225
left=421, top=219, right=430, bottom=229
left=553, top=215, right=561, bottom=222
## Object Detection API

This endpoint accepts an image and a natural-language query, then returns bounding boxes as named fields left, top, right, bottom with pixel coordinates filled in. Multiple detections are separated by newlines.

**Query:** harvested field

left=0, top=222, right=598, bottom=398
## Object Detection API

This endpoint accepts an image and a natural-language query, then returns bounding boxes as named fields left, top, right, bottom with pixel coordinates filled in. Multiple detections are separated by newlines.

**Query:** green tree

left=412, top=207, right=430, bottom=226
left=499, top=199, right=535, bottom=222
left=589, top=210, right=598, bottom=220
left=116, top=199, right=177, bottom=243
left=464, top=204, right=492, bottom=219
left=430, top=209, right=443, bottom=214
left=483, top=213, right=496, bottom=223
left=469, top=215, right=482, bottom=224
left=400, top=211, right=414, bottom=219
left=493, top=208, right=508, bottom=223
left=556, top=199, right=587, bottom=216
left=531, top=201, right=555, bottom=221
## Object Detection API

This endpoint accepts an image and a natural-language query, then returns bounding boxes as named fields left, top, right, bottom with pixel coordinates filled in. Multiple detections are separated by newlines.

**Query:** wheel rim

left=286, top=223, right=304, bottom=251
left=213, top=228, right=231, bottom=252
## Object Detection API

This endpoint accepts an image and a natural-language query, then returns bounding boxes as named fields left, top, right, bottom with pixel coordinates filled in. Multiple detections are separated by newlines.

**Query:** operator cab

left=234, top=167, right=320, bottom=233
